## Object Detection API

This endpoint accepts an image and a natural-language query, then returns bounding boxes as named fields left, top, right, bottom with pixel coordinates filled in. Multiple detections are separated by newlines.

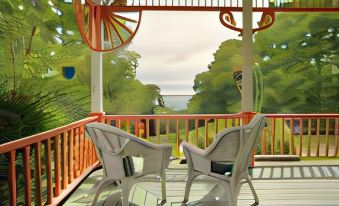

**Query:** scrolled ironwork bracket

left=219, top=10, right=276, bottom=35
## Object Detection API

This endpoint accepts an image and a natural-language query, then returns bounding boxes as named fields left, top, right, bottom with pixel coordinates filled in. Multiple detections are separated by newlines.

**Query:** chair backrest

left=85, top=122, right=133, bottom=178
left=206, top=127, right=242, bottom=162
left=231, top=114, right=266, bottom=181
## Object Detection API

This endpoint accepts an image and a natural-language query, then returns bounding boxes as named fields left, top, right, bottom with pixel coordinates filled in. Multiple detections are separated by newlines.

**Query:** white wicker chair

left=182, top=114, right=266, bottom=206
left=85, top=122, right=172, bottom=206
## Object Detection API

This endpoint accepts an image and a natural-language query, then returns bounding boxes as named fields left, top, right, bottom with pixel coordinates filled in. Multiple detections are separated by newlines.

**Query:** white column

left=241, top=0, right=254, bottom=112
left=91, top=51, right=103, bottom=113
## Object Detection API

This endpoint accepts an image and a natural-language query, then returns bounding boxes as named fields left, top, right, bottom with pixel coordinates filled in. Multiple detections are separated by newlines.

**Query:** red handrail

left=265, top=114, right=339, bottom=119
left=103, top=113, right=339, bottom=158
left=0, top=116, right=99, bottom=206
left=0, top=116, right=98, bottom=154
left=1, top=113, right=338, bottom=206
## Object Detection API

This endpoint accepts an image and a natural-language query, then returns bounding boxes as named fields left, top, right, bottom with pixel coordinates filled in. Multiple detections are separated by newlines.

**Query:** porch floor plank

left=63, top=162, right=339, bottom=206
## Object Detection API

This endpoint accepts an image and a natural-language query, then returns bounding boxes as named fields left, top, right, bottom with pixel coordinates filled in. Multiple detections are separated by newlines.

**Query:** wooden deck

left=63, top=161, right=339, bottom=206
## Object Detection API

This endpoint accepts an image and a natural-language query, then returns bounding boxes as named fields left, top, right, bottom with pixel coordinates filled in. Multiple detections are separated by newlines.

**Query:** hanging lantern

left=62, top=66, right=75, bottom=80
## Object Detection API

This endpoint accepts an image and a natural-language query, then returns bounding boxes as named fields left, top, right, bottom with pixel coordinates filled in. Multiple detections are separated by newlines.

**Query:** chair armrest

left=123, top=141, right=172, bottom=176
left=182, top=142, right=212, bottom=174
left=181, top=142, right=207, bottom=157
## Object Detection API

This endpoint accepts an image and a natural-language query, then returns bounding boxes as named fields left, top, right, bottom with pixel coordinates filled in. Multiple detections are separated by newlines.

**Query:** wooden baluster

left=307, top=119, right=312, bottom=157
left=24, top=146, right=32, bottom=206
left=262, top=126, right=267, bottom=155
left=92, top=141, right=97, bottom=163
left=185, top=119, right=189, bottom=142
left=88, top=141, right=92, bottom=166
left=335, top=119, right=339, bottom=157
left=117, top=119, right=121, bottom=129
left=195, top=119, right=199, bottom=146
left=176, top=119, right=180, bottom=156
left=281, top=118, right=285, bottom=155
left=54, top=135, right=61, bottom=196
left=9, top=150, right=16, bottom=206
left=156, top=119, right=161, bottom=143
left=87, top=138, right=90, bottom=166
left=80, top=126, right=85, bottom=173
left=316, top=119, right=320, bottom=157
left=224, top=118, right=228, bottom=128
left=61, top=132, right=68, bottom=189
left=134, top=119, right=139, bottom=137
left=83, top=135, right=88, bottom=170
left=290, top=119, right=295, bottom=155
left=69, top=129, right=74, bottom=183
left=214, top=118, right=218, bottom=135
left=87, top=141, right=90, bottom=166
left=325, top=118, right=330, bottom=157
left=35, top=142, right=42, bottom=205
left=75, top=127, right=80, bottom=178
left=127, top=120, right=131, bottom=134
left=271, top=118, right=276, bottom=154
left=166, top=119, right=170, bottom=143
left=45, top=139, right=53, bottom=204
left=204, top=119, right=209, bottom=148
left=299, top=119, right=303, bottom=157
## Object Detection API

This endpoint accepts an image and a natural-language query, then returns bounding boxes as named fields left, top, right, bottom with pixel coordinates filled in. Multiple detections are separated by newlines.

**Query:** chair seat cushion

left=123, top=156, right=135, bottom=177
left=211, top=162, right=233, bottom=176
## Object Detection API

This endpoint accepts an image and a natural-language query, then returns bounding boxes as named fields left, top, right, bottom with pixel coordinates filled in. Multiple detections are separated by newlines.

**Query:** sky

left=128, top=11, right=241, bottom=95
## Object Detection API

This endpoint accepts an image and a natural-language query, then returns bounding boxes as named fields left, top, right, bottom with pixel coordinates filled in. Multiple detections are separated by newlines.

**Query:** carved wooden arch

left=74, top=0, right=278, bottom=52
left=74, top=0, right=142, bottom=52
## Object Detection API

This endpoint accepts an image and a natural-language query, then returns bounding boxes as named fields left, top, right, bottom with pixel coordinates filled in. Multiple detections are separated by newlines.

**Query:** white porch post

left=241, top=0, right=254, bottom=112
left=91, top=51, right=103, bottom=113
left=90, top=0, right=103, bottom=113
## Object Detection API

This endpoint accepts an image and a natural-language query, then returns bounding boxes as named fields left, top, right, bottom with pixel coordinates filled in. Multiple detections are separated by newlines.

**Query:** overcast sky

left=128, top=11, right=241, bottom=95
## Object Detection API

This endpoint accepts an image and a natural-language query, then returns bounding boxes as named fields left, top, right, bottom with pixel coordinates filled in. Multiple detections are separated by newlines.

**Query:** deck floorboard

left=64, top=162, right=339, bottom=206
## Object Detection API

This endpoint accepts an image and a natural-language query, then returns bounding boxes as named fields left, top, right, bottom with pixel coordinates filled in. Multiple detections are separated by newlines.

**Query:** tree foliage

left=188, top=40, right=243, bottom=114
left=257, top=13, right=339, bottom=113
left=188, top=13, right=339, bottom=114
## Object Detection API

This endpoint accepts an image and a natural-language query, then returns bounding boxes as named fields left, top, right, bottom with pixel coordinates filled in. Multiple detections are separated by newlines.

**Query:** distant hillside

left=162, top=95, right=192, bottom=111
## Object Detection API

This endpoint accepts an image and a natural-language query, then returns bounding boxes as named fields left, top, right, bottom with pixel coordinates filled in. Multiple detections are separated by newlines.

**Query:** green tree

left=102, top=51, right=160, bottom=114
left=189, top=13, right=339, bottom=114
left=256, top=13, right=339, bottom=113
left=188, top=40, right=247, bottom=114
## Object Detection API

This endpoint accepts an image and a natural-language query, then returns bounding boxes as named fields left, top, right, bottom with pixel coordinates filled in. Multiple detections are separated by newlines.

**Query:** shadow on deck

left=63, top=160, right=339, bottom=206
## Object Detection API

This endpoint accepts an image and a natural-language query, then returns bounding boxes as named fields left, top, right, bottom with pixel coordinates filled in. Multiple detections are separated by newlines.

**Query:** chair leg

left=121, top=179, right=133, bottom=206
left=183, top=171, right=199, bottom=204
left=246, top=177, right=259, bottom=206
left=90, top=178, right=116, bottom=206
left=219, top=181, right=236, bottom=206
left=159, top=171, right=167, bottom=205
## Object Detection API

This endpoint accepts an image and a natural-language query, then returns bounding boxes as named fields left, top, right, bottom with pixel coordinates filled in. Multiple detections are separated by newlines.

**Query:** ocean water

left=162, top=95, right=192, bottom=111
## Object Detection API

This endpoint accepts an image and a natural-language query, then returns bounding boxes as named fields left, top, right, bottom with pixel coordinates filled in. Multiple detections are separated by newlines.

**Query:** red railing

left=0, top=116, right=99, bottom=206
left=103, top=113, right=253, bottom=156
left=103, top=113, right=339, bottom=158
left=263, top=114, right=339, bottom=157
left=1, top=113, right=338, bottom=206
